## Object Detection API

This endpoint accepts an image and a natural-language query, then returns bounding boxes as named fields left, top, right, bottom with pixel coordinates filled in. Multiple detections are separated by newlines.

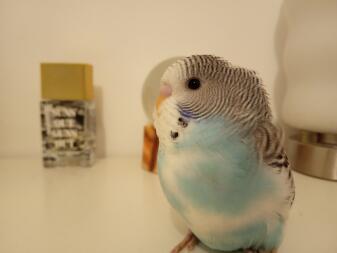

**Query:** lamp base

left=286, top=130, right=337, bottom=181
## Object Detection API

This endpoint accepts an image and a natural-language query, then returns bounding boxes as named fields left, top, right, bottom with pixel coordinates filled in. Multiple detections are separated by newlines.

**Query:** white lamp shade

left=282, top=0, right=337, bottom=133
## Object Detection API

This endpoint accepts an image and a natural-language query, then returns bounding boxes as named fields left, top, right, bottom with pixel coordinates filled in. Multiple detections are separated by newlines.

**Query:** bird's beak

left=156, top=83, right=172, bottom=110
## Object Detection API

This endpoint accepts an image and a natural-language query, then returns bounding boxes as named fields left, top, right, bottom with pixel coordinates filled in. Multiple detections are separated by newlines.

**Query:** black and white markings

left=178, top=117, right=188, bottom=128
left=170, top=131, right=179, bottom=139
left=170, top=117, right=189, bottom=140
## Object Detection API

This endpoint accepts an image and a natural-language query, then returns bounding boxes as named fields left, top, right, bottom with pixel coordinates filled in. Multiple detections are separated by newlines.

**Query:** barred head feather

left=161, top=55, right=271, bottom=132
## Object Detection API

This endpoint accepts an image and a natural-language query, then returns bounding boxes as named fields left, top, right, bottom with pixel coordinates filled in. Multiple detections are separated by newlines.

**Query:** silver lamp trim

left=286, top=129, right=337, bottom=181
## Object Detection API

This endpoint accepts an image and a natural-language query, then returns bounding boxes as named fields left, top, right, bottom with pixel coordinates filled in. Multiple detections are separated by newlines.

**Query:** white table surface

left=0, top=157, right=336, bottom=253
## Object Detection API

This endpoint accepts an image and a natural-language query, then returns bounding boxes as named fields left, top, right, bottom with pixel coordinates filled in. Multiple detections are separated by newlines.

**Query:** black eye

left=187, top=78, right=201, bottom=90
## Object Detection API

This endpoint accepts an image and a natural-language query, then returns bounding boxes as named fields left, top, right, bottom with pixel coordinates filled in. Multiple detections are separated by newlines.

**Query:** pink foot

left=245, top=249, right=278, bottom=253
left=171, top=231, right=199, bottom=253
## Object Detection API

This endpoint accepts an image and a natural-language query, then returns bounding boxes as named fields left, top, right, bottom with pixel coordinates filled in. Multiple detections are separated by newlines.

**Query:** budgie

left=153, top=55, right=295, bottom=253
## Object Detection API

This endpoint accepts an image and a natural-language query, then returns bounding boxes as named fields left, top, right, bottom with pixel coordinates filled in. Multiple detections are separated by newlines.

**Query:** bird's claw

left=171, top=231, right=199, bottom=253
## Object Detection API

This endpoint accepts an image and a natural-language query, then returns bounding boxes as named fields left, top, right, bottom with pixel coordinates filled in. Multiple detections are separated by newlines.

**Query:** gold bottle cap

left=41, top=63, right=94, bottom=100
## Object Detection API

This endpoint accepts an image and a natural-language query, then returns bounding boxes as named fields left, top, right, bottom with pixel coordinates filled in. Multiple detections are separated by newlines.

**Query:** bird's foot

left=171, top=231, right=199, bottom=253
left=244, top=249, right=277, bottom=253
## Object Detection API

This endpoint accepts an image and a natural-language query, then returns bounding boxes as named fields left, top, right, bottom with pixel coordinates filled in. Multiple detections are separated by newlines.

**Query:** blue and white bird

left=153, top=55, right=295, bottom=253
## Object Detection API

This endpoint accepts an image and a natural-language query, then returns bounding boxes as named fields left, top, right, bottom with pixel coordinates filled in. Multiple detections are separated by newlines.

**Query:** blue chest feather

left=157, top=119, right=283, bottom=251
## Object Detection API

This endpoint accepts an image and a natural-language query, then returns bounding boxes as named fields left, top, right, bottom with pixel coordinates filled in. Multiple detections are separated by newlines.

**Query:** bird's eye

left=187, top=78, right=201, bottom=90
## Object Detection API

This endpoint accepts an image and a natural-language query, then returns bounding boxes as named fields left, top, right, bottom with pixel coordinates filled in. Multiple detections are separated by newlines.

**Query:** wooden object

left=142, top=124, right=159, bottom=173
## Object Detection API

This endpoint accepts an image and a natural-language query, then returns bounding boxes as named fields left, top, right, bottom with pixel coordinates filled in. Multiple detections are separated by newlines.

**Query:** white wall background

left=0, top=0, right=285, bottom=157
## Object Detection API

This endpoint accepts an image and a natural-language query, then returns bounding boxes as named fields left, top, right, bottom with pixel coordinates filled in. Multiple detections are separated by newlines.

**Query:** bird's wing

left=253, top=121, right=295, bottom=206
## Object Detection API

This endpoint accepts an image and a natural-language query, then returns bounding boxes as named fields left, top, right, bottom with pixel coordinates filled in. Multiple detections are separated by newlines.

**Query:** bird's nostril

left=159, top=83, right=172, bottom=97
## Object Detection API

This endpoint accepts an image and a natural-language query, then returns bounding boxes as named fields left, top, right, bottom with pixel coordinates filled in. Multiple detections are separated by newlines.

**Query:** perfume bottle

left=40, top=63, right=96, bottom=167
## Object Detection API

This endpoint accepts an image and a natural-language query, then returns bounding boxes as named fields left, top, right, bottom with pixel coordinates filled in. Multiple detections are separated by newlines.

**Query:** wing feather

left=254, top=121, right=295, bottom=206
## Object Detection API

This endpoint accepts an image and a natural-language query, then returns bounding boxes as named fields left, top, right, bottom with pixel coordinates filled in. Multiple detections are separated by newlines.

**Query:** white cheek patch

left=154, top=97, right=184, bottom=149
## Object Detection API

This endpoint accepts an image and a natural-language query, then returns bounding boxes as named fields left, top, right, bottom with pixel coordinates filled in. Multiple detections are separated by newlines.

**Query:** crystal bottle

left=40, top=63, right=96, bottom=167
